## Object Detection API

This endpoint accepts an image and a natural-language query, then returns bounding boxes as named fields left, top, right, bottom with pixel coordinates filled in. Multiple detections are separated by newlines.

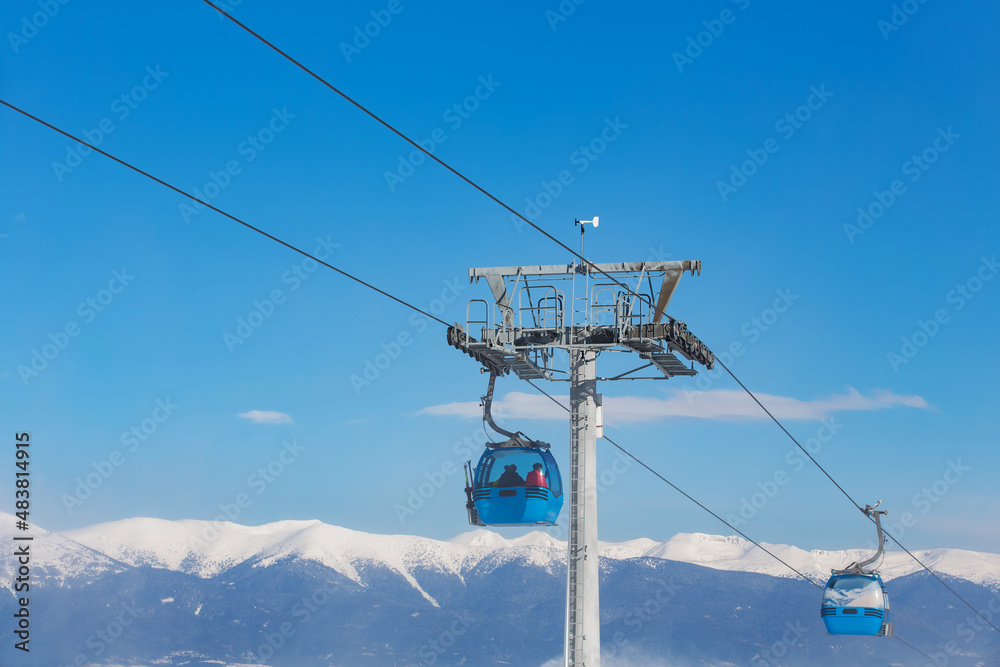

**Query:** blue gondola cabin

left=466, top=446, right=563, bottom=526
left=821, top=573, right=892, bottom=636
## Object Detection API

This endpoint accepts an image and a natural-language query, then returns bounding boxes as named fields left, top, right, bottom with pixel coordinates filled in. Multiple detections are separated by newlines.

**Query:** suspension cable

left=0, top=99, right=449, bottom=329
left=713, top=356, right=1000, bottom=635
left=894, top=635, right=944, bottom=666
left=201, top=0, right=675, bottom=317
left=522, top=380, right=944, bottom=665
left=522, top=379, right=822, bottom=589
left=715, top=356, right=864, bottom=511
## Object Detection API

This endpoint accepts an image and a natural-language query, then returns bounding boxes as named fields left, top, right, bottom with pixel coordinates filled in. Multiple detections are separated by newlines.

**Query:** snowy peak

left=64, top=516, right=328, bottom=578
left=0, top=511, right=127, bottom=589
left=644, top=532, right=1000, bottom=588
left=448, top=528, right=564, bottom=551
left=44, top=515, right=1000, bottom=592
left=448, top=528, right=515, bottom=549
left=63, top=517, right=563, bottom=605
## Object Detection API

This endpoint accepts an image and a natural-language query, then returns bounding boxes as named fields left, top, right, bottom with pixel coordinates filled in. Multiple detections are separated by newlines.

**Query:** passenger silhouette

left=525, top=462, right=548, bottom=488
left=495, top=464, right=525, bottom=487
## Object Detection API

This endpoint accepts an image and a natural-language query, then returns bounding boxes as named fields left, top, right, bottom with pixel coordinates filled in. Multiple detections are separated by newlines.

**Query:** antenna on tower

left=574, top=217, right=599, bottom=259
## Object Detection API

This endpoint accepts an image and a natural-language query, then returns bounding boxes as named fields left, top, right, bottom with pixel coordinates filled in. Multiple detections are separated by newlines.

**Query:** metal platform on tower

left=447, top=259, right=715, bottom=381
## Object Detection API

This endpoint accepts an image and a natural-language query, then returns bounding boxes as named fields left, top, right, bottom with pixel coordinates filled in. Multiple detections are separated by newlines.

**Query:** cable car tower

left=447, top=218, right=715, bottom=666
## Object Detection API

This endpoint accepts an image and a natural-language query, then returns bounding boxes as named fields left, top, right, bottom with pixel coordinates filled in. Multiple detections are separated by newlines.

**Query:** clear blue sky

left=2, top=0, right=997, bottom=554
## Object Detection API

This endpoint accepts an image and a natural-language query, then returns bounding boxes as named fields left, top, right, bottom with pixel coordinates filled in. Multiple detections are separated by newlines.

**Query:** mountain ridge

left=3, top=511, right=999, bottom=666
left=25, top=511, right=998, bottom=591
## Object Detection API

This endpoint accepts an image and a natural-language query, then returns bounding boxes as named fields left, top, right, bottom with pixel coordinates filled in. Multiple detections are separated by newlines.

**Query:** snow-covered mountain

left=62, top=514, right=1000, bottom=591
left=4, top=512, right=1000, bottom=667
left=641, top=531, right=1000, bottom=588
left=0, top=512, right=127, bottom=589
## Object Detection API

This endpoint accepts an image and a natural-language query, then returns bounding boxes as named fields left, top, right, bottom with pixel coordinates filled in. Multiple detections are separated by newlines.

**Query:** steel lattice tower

left=448, top=228, right=714, bottom=666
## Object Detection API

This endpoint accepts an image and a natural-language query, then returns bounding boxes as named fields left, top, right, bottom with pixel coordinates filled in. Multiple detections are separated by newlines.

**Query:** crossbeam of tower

left=447, top=244, right=714, bottom=667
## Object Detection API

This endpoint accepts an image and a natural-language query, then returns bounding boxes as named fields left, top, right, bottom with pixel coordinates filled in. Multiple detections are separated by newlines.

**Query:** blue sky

left=1, top=0, right=997, bottom=555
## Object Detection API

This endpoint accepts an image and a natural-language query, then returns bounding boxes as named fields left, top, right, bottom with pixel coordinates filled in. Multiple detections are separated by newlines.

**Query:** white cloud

left=418, top=387, right=929, bottom=423
left=420, top=392, right=564, bottom=421
left=237, top=410, right=294, bottom=425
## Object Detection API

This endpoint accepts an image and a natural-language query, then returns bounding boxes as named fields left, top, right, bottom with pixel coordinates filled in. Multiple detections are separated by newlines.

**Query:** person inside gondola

left=495, top=464, right=524, bottom=487
left=525, top=462, right=547, bottom=488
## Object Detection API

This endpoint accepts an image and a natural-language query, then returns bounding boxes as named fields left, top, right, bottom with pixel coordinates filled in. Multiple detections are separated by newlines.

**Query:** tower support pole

left=565, top=348, right=600, bottom=666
